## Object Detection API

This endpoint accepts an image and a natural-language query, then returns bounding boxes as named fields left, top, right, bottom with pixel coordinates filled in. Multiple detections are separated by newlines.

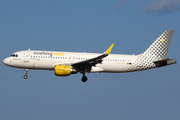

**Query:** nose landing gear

left=23, top=69, right=28, bottom=79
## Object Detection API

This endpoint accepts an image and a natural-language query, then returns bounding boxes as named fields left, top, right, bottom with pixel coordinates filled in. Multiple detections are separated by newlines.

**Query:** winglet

left=104, top=43, right=114, bottom=55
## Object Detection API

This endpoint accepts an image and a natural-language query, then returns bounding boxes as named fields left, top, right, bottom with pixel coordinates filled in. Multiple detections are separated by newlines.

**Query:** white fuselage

left=3, top=50, right=138, bottom=73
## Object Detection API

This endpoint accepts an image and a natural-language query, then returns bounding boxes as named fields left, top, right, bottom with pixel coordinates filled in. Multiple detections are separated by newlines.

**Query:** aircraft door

left=24, top=52, right=29, bottom=62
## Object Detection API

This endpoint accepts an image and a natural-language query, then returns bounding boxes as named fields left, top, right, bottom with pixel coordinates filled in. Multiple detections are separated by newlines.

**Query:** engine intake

left=55, top=65, right=77, bottom=76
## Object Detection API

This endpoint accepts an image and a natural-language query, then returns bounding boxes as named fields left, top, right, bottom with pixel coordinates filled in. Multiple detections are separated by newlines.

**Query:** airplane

left=3, top=30, right=176, bottom=82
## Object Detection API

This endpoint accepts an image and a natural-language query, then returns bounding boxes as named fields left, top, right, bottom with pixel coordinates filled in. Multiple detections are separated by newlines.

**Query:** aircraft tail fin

left=142, top=30, right=174, bottom=60
left=128, top=30, right=175, bottom=72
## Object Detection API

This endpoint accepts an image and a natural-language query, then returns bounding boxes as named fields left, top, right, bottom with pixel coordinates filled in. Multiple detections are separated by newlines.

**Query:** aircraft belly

left=97, top=62, right=130, bottom=73
left=13, top=59, right=53, bottom=70
left=30, top=60, right=53, bottom=70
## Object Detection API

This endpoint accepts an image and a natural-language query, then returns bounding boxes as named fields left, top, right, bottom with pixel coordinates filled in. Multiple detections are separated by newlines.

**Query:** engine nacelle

left=55, top=65, right=77, bottom=76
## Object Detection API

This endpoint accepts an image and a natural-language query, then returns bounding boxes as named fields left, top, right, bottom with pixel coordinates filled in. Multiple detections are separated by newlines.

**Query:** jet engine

left=55, top=65, right=77, bottom=76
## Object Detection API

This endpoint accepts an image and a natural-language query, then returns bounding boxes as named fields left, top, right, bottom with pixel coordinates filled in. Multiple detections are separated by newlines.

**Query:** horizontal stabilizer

left=153, top=58, right=176, bottom=67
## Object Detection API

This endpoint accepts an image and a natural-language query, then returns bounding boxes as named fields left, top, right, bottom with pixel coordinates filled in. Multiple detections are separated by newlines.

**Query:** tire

left=82, top=76, right=87, bottom=82
left=24, top=75, right=28, bottom=79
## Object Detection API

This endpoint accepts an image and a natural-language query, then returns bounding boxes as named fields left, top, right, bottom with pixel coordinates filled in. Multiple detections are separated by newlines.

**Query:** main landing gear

left=82, top=76, right=88, bottom=82
left=81, top=71, right=88, bottom=82
left=24, top=69, right=28, bottom=79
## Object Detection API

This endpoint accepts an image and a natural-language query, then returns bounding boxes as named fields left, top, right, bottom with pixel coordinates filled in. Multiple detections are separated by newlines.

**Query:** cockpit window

left=10, top=54, right=18, bottom=57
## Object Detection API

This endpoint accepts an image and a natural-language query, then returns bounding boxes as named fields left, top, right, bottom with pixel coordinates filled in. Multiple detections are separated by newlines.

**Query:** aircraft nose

left=3, top=58, right=9, bottom=65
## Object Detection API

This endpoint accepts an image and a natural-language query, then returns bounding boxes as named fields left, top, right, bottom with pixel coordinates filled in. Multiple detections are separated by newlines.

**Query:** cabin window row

left=31, top=56, right=132, bottom=62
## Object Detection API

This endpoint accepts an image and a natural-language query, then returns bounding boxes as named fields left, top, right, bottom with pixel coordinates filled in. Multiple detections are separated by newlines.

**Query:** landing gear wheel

left=24, top=69, right=28, bottom=79
left=82, top=76, right=88, bottom=82
left=24, top=75, right=28, bottom=79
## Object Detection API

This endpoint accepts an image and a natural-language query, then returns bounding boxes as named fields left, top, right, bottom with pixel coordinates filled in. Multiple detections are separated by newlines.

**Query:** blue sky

left=0, top=0, right=180, bottom=120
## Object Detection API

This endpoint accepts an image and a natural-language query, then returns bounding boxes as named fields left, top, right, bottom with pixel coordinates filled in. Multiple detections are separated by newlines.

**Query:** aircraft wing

left=71, top=43, right=114, bottom=71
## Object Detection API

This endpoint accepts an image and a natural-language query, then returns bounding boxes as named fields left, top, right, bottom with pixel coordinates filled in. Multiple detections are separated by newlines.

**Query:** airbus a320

left=3, top=30, right=176, bottom=82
